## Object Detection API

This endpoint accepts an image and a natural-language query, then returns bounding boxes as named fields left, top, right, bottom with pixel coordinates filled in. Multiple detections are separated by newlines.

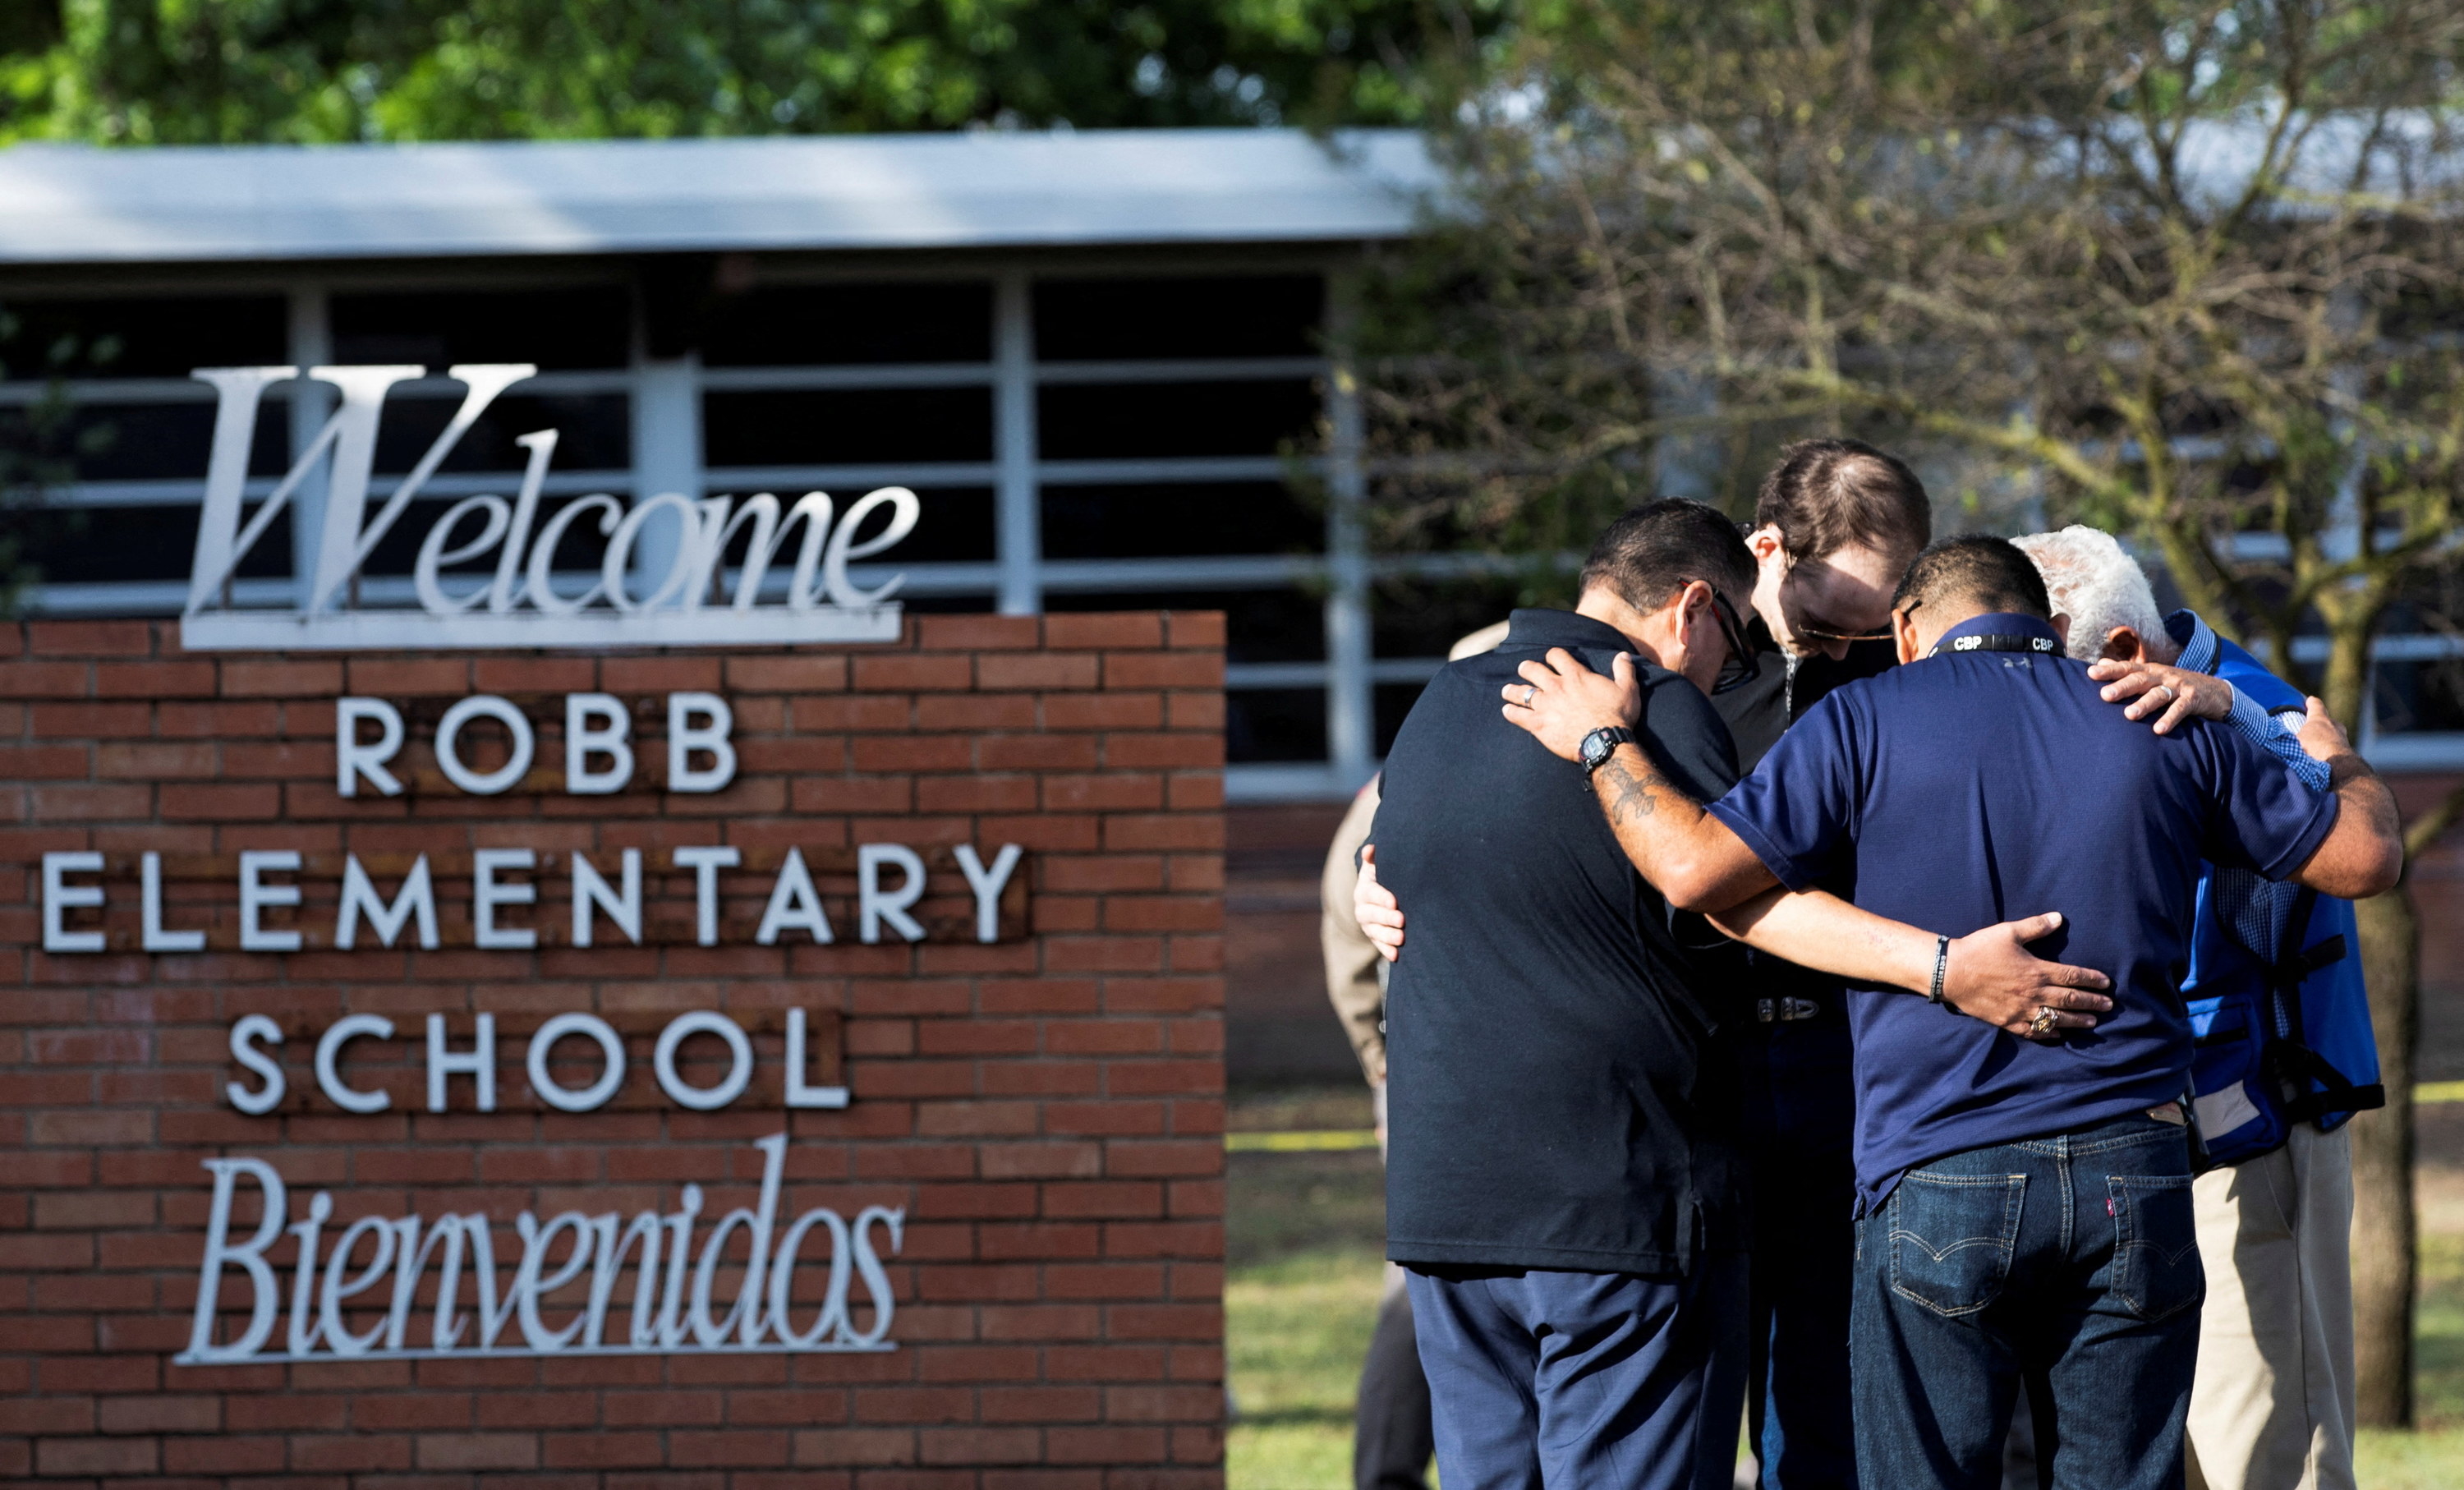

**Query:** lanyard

left=1929, top=632, right=2059, bottom=659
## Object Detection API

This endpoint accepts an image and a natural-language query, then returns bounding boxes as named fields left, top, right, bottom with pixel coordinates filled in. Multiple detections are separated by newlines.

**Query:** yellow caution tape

left=1227, top=1087, right=2464, bottom=1135
left=1225, top=1129, right=1381, bottom=1152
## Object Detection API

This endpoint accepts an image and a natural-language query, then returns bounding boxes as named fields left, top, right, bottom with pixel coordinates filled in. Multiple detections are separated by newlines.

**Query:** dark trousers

left=1739, top=1013, right=1858, bottom=1490
left=1407, top=1257, right=1748, bottom=1490
left=1355, top=1276, right=1436, bottom=1490
left=1850, top=1115, right=2203, bottom=1490
left=1745, top=1144, right=1858, bottom=1489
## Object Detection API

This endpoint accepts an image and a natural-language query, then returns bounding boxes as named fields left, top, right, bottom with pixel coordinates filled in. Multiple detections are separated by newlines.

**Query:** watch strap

left=1581, top=726, right=1638, bottom=775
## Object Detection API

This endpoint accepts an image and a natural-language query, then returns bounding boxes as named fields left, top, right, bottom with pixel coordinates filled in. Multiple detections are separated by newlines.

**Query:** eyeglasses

left=1708, top=589, right=1762, bottom=695
left=1791, top=620, right=1896, bottom=644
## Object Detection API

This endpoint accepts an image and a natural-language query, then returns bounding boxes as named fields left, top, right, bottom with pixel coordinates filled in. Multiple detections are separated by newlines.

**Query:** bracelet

left=1928, top=935, right=1951, bottom=1005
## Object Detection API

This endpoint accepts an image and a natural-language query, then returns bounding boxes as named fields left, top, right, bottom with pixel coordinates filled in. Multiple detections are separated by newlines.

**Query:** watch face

left=1582, top=730, right=1615, bottom=770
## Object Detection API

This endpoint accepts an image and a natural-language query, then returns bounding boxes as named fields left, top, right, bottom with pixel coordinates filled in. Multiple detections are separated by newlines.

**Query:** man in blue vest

left=2019, top=527, right=2379, bottom=1490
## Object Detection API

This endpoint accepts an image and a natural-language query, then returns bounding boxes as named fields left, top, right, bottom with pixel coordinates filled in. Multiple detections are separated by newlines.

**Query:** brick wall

left=0, top=613, right=1227, bottom=1488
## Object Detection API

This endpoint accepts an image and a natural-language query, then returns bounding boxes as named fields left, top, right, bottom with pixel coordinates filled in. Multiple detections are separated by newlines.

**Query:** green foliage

left=0, top=0, right=1501, bottom=142
left=1368, top=0, right=2464, bottom=706
left=0, top=309, right=105, bottom=615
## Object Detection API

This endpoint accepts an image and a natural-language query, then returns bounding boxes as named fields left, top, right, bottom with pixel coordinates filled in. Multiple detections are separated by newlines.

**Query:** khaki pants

left=2185, top=1122, right=2356, bottom=1490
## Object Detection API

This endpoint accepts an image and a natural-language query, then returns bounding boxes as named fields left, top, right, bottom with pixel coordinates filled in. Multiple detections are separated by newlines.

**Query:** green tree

left=0, top=0, right=1497, bottom=142
left=0, top=310, right=109, bottom=614
left=1370, top=0, right=2464, bottom=1424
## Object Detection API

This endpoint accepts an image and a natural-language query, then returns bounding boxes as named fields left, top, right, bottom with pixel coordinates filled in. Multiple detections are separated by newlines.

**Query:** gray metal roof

left=0, top=127, right=1437, bottom=264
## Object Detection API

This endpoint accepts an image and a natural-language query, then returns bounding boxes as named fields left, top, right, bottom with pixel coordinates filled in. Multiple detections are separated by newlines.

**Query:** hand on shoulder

left=2085, top=657, right=2233, bottom=736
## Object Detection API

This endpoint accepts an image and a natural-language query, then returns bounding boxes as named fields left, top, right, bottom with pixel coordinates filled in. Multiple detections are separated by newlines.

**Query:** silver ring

left=2149, top=684, right=2172, bottom=701
left=1519, top=684, right=1538, bottom=706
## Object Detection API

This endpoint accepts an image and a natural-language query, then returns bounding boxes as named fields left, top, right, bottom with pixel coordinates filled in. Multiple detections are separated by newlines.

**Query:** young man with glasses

left=1708, top=440, right=1933, bottom=1489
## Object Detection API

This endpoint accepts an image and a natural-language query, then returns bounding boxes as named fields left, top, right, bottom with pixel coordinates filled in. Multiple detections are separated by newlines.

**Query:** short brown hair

left=1754, top=438, right=1932, bottom=565
left=1892, top=535, right=2053, bottom=620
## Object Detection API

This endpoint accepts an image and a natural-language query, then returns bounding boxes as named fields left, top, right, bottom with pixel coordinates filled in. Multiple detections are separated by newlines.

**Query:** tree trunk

left=2351, top=881, right=2419, bottom=1428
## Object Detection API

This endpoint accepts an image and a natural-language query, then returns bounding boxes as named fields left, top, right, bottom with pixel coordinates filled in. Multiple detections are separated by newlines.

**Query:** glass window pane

left=0, top=294, right=286, bottom=379
left=703, top=388, right=993, bottom=465
left=1038, top=379, right=1317, bottom=460
left=1372, top=577, right=1524, bottom=659
left=1032, top=276, right=1322, bottom=361
left=330, top=287, right=631, bottom=370
left=1044, top=587, right=1322, bottom=663
left=48, top=400, right=287, bottom=481
left=2372, top=659, right=2464, bottom=734
left=1041, top=481, right=1320, bottom=559
left=370, top=392, right=631, bottom=474
left=702, top=283, right=992, bottom=366
left=7, top=505, right=212, bottom=584
left=1227, top=688, right=1328, bottom=763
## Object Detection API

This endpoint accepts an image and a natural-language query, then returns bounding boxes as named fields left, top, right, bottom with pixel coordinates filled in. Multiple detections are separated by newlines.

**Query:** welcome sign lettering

left=5, top=615, right=1228, bottom=1483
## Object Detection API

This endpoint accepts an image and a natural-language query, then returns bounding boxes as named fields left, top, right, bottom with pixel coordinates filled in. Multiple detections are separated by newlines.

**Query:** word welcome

left=179, top=364, right=917, bottom=650
left=225, top=1008, right=846, bottom=1115
left=180, top=1134, right=902, bottom=1364
left=38, top=842, right=1026, bottom=954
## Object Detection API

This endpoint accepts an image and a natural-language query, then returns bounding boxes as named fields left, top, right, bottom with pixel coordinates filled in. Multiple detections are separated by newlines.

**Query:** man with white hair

left=2015, top=526, right=2379, bottom=1490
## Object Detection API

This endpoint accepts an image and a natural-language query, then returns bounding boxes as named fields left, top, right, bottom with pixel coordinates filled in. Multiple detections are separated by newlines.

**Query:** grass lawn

left=2354, top=1230, right=2464, bottom=1488
left=1225, top=1137, right=1387, bottom=1490
left=1225, top=1090, right=2464, bottom=1489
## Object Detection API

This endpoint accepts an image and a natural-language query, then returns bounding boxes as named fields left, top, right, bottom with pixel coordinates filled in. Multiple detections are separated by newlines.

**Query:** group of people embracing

left=1319, top=440, right=2402, bottom=1490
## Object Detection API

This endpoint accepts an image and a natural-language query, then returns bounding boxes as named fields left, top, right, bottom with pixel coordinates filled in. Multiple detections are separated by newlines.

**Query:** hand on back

left=1355, top=845, right=1405, bottom=962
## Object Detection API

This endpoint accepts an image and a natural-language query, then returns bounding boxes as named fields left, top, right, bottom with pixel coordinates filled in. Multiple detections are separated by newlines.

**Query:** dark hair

left=1891, top=534, right=2053, bottom=621
left=1579, top=499, right=1758, bottom=613
left=1754, top=438, right=1933, bottom=565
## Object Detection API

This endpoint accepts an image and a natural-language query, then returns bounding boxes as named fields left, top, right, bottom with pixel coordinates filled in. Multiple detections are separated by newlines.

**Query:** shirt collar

left=2166, top=609, right=2220, bottom=675
left=1927, top=611, right=2064, bottom=659
left=1504, top=607, right=1642, bottom=655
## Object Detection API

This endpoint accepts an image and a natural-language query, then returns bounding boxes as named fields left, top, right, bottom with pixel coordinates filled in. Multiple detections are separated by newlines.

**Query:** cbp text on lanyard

left=1929, top=633, right=2061, bottom=659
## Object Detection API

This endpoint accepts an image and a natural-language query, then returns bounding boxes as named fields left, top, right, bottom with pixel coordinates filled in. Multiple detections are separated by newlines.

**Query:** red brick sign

left=2, top=613, right=1227, bottom=1487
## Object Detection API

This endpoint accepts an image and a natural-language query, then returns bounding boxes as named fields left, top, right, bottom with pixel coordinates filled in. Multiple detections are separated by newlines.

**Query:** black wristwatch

left=1579, top=725, right=1637, bottom=776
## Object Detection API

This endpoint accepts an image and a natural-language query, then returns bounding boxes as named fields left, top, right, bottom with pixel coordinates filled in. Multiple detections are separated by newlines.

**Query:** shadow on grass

left=1235, top=1405, right=1358, bottom=1428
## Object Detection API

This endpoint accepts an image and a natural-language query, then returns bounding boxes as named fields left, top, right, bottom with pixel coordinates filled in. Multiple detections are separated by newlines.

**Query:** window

left=330, top=287, right=629, bottom=370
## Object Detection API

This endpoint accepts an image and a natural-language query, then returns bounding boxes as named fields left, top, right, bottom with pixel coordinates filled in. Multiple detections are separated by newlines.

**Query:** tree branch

left=2405, top=780, right=2464, bottom=862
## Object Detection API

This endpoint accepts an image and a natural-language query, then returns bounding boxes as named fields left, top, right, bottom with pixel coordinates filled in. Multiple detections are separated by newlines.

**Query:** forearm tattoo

left=1599, top=754, right=1669, bottom=825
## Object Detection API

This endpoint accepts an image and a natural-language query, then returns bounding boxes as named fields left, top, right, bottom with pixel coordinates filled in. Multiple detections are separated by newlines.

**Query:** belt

left=1755, top=996, right=1823, bottom=1023
left=2148, top=1101, right=2185, bottom=1126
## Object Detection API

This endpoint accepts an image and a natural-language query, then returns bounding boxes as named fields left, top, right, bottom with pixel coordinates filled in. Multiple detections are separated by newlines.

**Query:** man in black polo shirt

left=1371, top=504, right=2115, bottom=1490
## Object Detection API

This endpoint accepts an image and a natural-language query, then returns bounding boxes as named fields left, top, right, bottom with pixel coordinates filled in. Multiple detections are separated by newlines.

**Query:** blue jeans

left=1408, top=1258, right=1748, bottom=1490
left=1852, top=1114, right=2203, bottom=1490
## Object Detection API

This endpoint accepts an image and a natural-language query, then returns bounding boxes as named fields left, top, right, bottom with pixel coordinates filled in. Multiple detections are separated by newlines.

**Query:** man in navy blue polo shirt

left=1497, top=536, right=2402, bottom=1490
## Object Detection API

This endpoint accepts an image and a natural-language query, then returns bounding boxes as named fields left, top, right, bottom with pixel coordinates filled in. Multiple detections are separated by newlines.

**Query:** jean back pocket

left=2109, top=1174, right=2204, bottom=1322
left=1888, top=1170, right=2026, bottom=1318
